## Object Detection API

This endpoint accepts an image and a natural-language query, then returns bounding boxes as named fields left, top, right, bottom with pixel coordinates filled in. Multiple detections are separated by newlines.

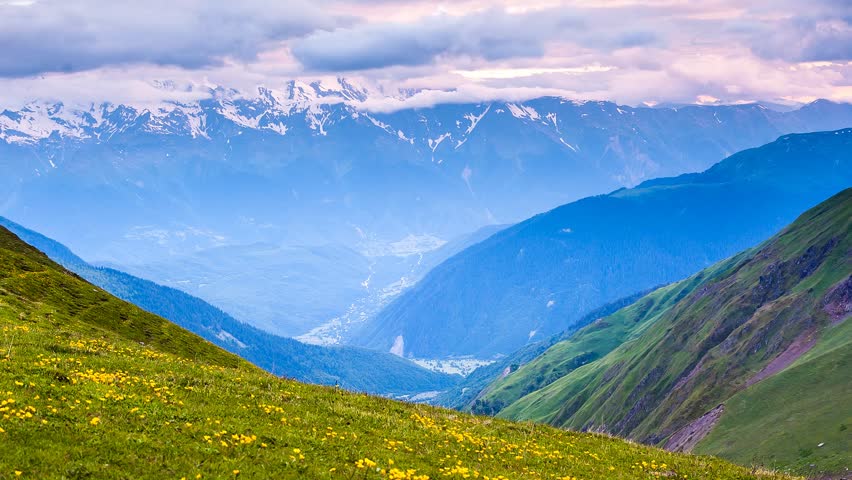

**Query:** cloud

left=292, top=9, right=563, bottom=71
left=452, top=65, right=615, bottom=80
left=353, top=84, right=580, bottom=113
left=748, top=17, right=852, bottom=62
left=291, top=6, right=659, bottom=72
left=0, top=0, right=341, bottom=77
left=730, top=0, right=852, bottom=62
left=0, top=0, right=850, bottom=108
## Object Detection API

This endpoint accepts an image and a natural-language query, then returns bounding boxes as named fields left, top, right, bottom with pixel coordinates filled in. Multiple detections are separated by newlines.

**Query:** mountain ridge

left=5, top=86, right=852, bottom=339
left=354, top=129, right=852, bottom=359
left=4, top=80, right=846, bottom=145
left=490, top=188, right=851, bottom=476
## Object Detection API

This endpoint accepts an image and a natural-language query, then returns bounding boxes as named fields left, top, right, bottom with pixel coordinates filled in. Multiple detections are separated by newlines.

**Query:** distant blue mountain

left=0, top=216, right=459, bottom=395
left=354, top=129, right=852, bottom=359
left=3, top=83, right=852, bottom=338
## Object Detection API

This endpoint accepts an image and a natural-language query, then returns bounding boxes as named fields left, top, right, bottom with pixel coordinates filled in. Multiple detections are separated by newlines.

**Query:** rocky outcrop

left=823, top=275, right=852, bottom=324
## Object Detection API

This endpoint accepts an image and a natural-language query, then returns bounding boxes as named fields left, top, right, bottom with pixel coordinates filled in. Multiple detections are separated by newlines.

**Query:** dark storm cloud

left=740, top=0, right=852, bottom=62
left=291, top=7, right=659, bottom=72
left=749, top=16, right=852, bottom=62
left=292, top=9, right=569, bottom=71
left=0, top=0, right=341, bottom=77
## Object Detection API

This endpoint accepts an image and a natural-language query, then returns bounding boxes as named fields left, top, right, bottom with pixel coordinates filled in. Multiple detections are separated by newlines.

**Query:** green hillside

left=487, top=189, right=851, bottom=477
left=0, top=226, right=793, bottom=479
left=355, top=130, right=852, bottom=360
left=470, top=279, right=713, bottom=416
left=434, top=288, right=654, bottom=412
left=0, top=216, right=459, bottom=396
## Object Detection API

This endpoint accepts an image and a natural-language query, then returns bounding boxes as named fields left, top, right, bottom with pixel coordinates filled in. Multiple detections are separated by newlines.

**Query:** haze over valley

left=1, top=1, right=850, bottom=478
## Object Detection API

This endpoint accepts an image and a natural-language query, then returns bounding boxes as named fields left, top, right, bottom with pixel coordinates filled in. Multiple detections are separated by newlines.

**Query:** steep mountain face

left=0, top=218, right=458, bottom=395
left=0, top=221, right=787, bottom=480
left=472, top=269, right=736, bottom=415
left=491, top=189, right=851, bottom=476
left=3, top=80, right=851, bottom=338
left=431, top=288, right=655, bottom=410
left=355, top=130, right=852, bottom=359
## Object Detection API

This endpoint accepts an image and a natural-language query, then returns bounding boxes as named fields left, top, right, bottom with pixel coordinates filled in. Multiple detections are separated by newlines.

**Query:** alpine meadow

left=1, top=1, right=850, bottom=478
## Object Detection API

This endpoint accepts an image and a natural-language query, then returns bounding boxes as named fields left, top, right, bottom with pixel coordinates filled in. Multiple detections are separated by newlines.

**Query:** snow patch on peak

left=307, top=110, right=331, bottom=136
left=559, top=138, right=578, bottom=152
left=181, top=104, right=209, bottom=138
left=362, top=113, right=394, bottom=134
left=506, top=103, right=540, bottom=120
left=428, top=133, right=451, bottom=152
left=397, top=130, right=414, bottom=144
left=546, top=112, right=559, bottom=131
left=0, top=101, right=100, bottom=143
left=217, top=101, right=262, bottom=129
left=1, top=80, right=373, bottom=143
left=265, top=122, right=288, bottom=136
left=463, top=104, right=491, bottom=135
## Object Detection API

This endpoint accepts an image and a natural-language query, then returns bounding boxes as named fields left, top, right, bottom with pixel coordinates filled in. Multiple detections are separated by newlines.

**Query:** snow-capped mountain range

left=2, top=79, right=851, bottom=344
left=0, top=79, right=373, bottom=144
left=4, top=78, right=850, bottom=188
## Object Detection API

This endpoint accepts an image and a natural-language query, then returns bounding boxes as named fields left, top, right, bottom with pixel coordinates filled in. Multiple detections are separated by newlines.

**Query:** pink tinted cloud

left=0, top=0, right=849, bottom=108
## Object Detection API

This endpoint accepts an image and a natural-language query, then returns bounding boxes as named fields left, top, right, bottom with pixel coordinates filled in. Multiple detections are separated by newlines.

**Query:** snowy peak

left=0, top=78, right=577, bottom=145
left=2, top=87, right=848, bottom=177
left=279, top=78, right=371, bottom=105
left=306, top=78, right=370, bottom=102
left=0, top=78, right=386, bottom=144
left=0, top=101, right=104, bottom=144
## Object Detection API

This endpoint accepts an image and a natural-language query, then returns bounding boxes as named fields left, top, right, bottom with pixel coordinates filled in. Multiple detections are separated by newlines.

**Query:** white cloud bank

left=0, top=0, right=849, bottom=109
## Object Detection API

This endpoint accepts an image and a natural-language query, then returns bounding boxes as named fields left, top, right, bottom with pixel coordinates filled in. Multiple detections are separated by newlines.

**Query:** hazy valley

left=2, top=2, right=851, bottom=476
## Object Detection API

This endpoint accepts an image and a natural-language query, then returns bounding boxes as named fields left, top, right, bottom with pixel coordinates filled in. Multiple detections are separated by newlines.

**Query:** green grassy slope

left=0, top=216, right=459, bottom=396
left=495, top=189, right=851, bottom=476
left=435, top=288, right=654, bottom=412
left=470, top=278, right=718, bottom=416
left=0, top=227, right=242, bottom=369
left=0, top=227, right=793, bottom=479
left=695, top=313, right=851, bottom=473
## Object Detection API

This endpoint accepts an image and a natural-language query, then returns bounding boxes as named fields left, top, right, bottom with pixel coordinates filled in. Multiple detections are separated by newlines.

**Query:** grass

left=696, top=318, right=852, bottom=473
left=488, top=253, right=749, bottom=424
left=0, top=227, right=795, bottom=479
left=471, top=268, right=725, bottom=416
left=488, top=189, right=851, bottom=477
left=0, top=215, right=459, bottom=396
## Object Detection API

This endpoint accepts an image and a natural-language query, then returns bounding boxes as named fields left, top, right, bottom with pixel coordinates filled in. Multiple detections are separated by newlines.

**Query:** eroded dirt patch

left=745, top=328, right=817, bottom=388
left=665, top=404, right=725, bottom=452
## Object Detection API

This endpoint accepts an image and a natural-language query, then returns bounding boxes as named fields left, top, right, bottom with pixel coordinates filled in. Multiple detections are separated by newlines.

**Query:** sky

left=0, top=0, right=850, bottom=110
